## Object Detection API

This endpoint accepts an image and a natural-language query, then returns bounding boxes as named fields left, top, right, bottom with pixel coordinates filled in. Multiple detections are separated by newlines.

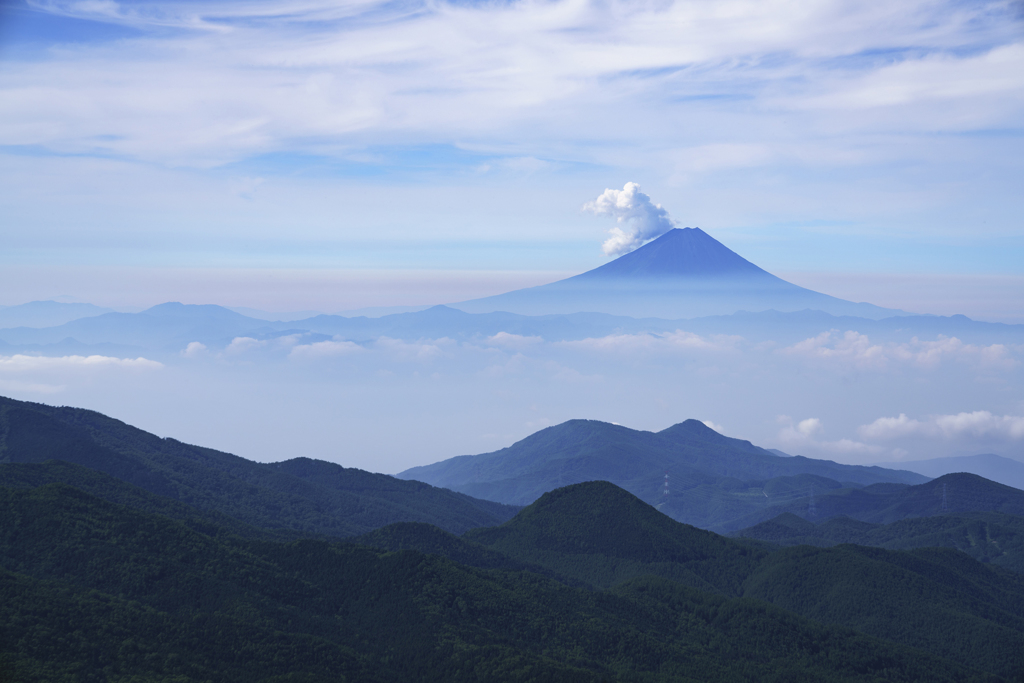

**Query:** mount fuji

left=451, top=228, right=904, bottom=319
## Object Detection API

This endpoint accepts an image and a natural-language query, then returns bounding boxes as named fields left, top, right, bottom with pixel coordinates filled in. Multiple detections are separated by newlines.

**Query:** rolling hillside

left=0, top=481, right=1003, bottom=682
left=0, top=395, right=517, bottom=536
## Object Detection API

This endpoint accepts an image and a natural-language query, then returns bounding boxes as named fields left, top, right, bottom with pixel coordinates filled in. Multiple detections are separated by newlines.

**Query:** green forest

left=3, top=396, right=1024, bottom=681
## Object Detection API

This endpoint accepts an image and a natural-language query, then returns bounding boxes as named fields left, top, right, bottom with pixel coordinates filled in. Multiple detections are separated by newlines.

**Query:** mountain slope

left=0, top=395, right=517, bottom=536
left=741, top=543, right=1024, bottom=678
left=725, top=472, right=1024, bottom=532
left=1, top=482, right=988, bottom=683
left=451, top=228, right=903, bottom=318
left=467, top=480, right=1024, bottom=679
left=734, top=511, right=1024, bottom=574
left=399, top=418, right=927, bottom=529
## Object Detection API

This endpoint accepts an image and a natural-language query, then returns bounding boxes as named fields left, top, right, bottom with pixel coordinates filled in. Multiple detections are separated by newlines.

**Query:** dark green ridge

left=0, top=395, right=518, bottom=536
left=726, top=472, right=1024, bottom=532
left=734, top=510, right=1024, bottom=574
left=0, top=482, right=998, bottom=683
left=2, top=397, right=1023, bottom=680
left=0, top=459, right=299, bottom=541
left=465, top=479, right=1024, bottom=679
left=741, top=544, right=1024, bottom=679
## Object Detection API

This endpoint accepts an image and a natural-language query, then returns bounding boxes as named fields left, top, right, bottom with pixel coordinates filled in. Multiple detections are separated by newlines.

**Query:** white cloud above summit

left=583, top=182, right=677, bottom=256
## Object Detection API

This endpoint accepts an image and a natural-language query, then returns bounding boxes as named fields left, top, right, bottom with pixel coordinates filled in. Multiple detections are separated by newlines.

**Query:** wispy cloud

left=3, top=0, right=1018, bottom=170
left=0, top=354, right=162, bottom=370
left=288, top=339, right=362, bottom=359
left=372, top=336, right=453, bottom=361
left=859, top=411, right=1024, bottom=441
left=485, top=332, right=544, bottom=349
left=557, top=330, right=739, bottom=353
left=782, top=331, right=1017, bottom=370
left=776, top=415, right=885, bottom=458
left=0, top=353, right=162, bottom=394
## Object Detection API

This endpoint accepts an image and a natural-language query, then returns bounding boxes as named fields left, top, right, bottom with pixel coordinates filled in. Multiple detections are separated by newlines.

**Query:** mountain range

left=4, top=228, right=1024, bottom=362
left=734, top=509, right=1024, bottom=574
left=4, top=300, right=1022, bottom=363
left=1, top=474, right=1020, bottom=681
left=399, top=418, right=930, bottom=530
left=723, top=470, right=1024, bottom=529
left=4, top=396, right=1024, bottom=680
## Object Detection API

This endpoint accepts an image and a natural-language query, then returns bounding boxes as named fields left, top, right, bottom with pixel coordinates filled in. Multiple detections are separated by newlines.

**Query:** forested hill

left=733, top=510, right=1024, bottom=574
left=4, top=394, right=1024, bottom=680
left=0, top=481, right=1009, bottom=682
left=459, top=481, right=1024, bottom=680
left=0, top=395, right=518, bottom=536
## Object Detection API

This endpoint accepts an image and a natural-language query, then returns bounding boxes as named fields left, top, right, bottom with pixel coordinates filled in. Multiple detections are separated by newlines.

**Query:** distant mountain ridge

left=3, top=299, right=1022, bottom=359
left=451, top=228, right=905, bottom=319
left=894, top=453, right=1024, bottom=491
left=398, top=418, right=928, bottom=530
left=734, top=509, right=1024, bottom=574
left=725, top=472, right=1024, bottom=532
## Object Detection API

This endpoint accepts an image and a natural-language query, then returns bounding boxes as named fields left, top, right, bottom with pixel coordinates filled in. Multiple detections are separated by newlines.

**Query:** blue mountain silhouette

left=452, top=228, right=903, bottom=319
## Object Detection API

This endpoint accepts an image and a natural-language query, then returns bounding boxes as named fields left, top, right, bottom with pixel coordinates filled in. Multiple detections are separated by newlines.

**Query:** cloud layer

left=782, top=331, right=1016, bottom=370
left=3, top=320, right=1022, bottom=470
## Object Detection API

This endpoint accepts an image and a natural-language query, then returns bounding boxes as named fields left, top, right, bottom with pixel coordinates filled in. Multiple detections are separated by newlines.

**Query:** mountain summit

left=452, top=228, right=903, bottom=319
left=574, top=227, right=770, bottom=280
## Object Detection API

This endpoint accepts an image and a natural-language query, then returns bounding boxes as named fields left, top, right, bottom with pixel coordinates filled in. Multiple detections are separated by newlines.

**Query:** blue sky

left=1, top=0, right=1022, bottom=318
